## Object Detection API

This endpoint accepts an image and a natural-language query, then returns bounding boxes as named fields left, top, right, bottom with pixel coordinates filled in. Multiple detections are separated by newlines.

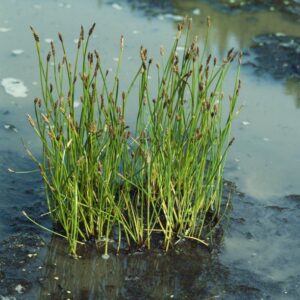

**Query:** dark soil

left=248, top=33, right=300, bottom=80
left=201, top=0, right=300, bottom=18
left=122, top=0, right=300, bottom=19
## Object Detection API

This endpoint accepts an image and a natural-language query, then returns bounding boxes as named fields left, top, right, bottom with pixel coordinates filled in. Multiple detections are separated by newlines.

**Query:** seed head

left=199, top=82, right=204, bottom=92
left=120, top=34, right=124, bottom=49
left=238, top=51, right=243, bottom=65
left=206, top=54, right=212, bottom=66
left=227, top=48, right=234, bottom=60
left=80, top=25, right=84, bottom=40
left=58, top=32, right=63, bottom=43
left=88, top=22, right=96, bottom=37
left=30, top=26, right=40, bottom=42
left=160, top=46, right=164, bottom=56
left=89, top=122, right=97, bottom=134
left=27, top=114, right=36, bottom=128
left=140, top=47, right=147, bottom=62
left=229, top=137, right=235, bottom=146
left=94, top=50, right=100, bottom=60
left=50, top=41, right=55, bottom=56
left=41, top=113, right=50, bottom=124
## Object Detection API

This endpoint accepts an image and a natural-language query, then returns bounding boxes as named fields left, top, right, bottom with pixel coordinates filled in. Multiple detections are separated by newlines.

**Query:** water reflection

left=286, top=79, right=300, bottom=108
left=39, top=237, right=225, bottom=299
left=120, top=0, right=300, bottom=109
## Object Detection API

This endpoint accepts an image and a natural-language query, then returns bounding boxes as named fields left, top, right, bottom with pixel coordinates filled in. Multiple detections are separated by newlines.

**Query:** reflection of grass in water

left=26, top=18, right=240, bottom=256
left=286, top=78, right=300, bottom=109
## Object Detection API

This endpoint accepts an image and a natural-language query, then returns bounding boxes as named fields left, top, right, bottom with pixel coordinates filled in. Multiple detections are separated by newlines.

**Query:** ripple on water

left=1, top=78, right=28, bottom=98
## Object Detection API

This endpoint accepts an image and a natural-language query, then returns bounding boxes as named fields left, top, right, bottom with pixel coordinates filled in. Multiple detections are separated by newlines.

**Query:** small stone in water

left=102, top=254, right=110, bottom=260
left=242, top=121, right=250, bottom=126
left=112, top=3, right=122, bottom=10
left=54, top=276, right=59, bottom=280
left=11, top=49, right=24, bottom=56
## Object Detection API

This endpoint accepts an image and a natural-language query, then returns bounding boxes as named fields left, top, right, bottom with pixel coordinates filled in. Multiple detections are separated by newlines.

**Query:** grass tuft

left=27, top=19, right=241, bottom=256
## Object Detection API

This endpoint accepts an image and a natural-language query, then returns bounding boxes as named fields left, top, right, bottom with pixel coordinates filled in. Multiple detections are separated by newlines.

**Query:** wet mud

left=248, top=34, right=300, bottom=80
left=1, top=1, right=300, bottom=299
left=0, top=170, right=299, bottom=299
left=124, top=0, right=300, bottom=19
left=201, top=0, right=300, bottom=18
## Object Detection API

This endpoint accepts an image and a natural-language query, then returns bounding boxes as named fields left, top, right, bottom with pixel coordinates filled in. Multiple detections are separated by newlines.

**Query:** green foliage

left=28, top=19, right=241, bottom=256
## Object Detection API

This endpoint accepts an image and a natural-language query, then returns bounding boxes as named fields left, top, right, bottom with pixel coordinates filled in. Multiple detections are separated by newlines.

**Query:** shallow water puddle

left=1, top=78, right=28, bottom=98
left=0, top=0, right=300, bottom=299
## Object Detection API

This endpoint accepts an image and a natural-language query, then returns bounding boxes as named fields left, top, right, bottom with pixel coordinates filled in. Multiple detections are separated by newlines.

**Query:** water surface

left=0, top=0, right=299, bottom=299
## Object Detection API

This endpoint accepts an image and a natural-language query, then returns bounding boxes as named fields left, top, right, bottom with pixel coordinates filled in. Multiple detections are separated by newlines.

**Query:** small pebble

left=242, top=121, right=250, bottom=126
left=54, top=276, right=59, bottom=280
